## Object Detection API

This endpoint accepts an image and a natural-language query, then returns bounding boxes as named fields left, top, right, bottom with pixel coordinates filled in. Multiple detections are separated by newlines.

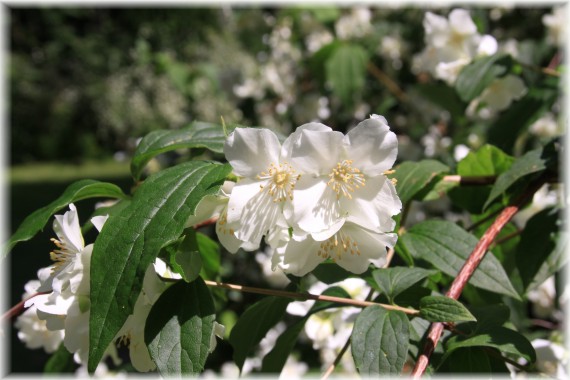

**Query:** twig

left=492, top=228, right=523, bottom=247
left=204, top=280, right=419, bottom=315
left=320, top=327, right=353, bottom=379
left=443, top=175, right=497, bottom=186
left=367, top=62, right=408, bottom=102
left=193, top=216, right=219, bottom=229
left=411, top=179, right=545, bottom=378
left=519, top=61, right=560, bottom=77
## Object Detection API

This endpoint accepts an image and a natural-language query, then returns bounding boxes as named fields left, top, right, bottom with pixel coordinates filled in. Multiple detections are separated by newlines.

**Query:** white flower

left=454, top=144, right=470, bottom=162
left=532, top=338, right=568, bottom=378
left=223, top=127, right=304, bottom=250
left=21, top=204, right=113, bottom=365
left=529, top=112, right=561, bottom=138
left=287, top=115, right=400, bottom=237
left=413, top=9, right=498, bottom=85
left=15, top=280, right=64, bottom=353
left=335, top=7, right=372, bottom=40
left=467, top=75, right=527, bottom=119
left=278, top=221, right=395, bottom=275
left=543, top=7, right=566, bottom=46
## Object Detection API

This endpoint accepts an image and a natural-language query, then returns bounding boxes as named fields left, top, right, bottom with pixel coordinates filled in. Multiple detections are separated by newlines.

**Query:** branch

left=367, top=62, right=408, bottom=102
left=204, top=280, right=419, bottom=315
left=411, top=178, right=545, bottom=378
left=443, top=175, right=497, bottom=186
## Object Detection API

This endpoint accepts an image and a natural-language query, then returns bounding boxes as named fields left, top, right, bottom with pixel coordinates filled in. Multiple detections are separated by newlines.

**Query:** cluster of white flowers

left=412, top=9, right=498, bottom=85
left=198, top=115, right=401, bottom=277
left=15, top=204, right=223, bottom=373
left=335, top=7, right=373, bottom=40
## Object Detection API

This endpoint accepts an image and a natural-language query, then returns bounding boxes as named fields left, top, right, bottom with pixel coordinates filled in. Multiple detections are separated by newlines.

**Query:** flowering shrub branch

left=411, top=176, right=549, bottom=377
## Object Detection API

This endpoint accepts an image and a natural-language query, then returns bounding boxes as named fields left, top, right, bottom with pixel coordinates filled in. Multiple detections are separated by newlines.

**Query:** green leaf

left=351, top=306, right=409, bottom=375
left=516, top=207, right=564, bottom=291
left=416, top=83, right=466, bottom=123
left=449, top=145, right=514, bottom=214
left=484, top=146, right=550, bottom=210
left=229, top=296, right=291, bottom=372
left=4, top=179, right=127, bottom=257
left=261, top=320, right=305, bottom=373
left=312, top=262, right=352, bottom=284
left=444, top=347, right=492, bottom=373
left=391, top=160, right=449, bottom=204
left=488, top=83, right=559, bottom=154
left=325, top=43, right=368, bottom=104
left=44, top=343, right=75, bottom=373
left=166, top=230, right=209, bottom=283
left=372, top=267, right=437, bottom=303
left=419, top=296, right=476, bottom=322
left=443, top=326, right=536, bottom=364
left=131, top=121, right=234, bottom=180
left=145, top=278, right=215, bottom=376
left=400, top=220, right=520, bottom=299
left=261, top=287, right=350, bottom=373
left=88, top=161, right=231, bottom=372
left=455, top=54, right=513, bottom=102
left=196, top=232, right=221, bottom=281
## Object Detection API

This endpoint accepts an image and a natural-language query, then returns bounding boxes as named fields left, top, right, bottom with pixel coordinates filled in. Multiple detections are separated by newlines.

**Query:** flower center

left=327, top=160, right=365, bottom=199
left=49, top=238, right=75, bottom=272
left=317, top=230, right=360, bottom=261
left=257, top=162, right=300, bottom=202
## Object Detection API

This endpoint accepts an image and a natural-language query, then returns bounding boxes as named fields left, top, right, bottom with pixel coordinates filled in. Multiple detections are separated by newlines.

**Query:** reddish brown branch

left=411, top=179, right=545, bottom=378
left=193, top=216, right=218, bottom=229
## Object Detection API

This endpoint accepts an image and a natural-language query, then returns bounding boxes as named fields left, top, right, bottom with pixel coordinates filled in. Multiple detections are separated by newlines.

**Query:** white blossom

left=413, top=9, right=498, bottom=85
left=543, top=7, right=566, bottom=46
left=467, top=75, right=527, bottom=119
left=223, top=127, right=306, bottom=250
left=335, top=7, right=372, bottom=40
left=531, top=338, right=568, bottom=378
left=529, top=112, right=561, bottom=138
left=15, top=280, right=64, bottom=353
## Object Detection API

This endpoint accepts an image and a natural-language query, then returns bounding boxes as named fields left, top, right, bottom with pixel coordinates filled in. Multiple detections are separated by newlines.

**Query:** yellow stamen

left=256, top=162, right=300, bottom=202
left=327, top=160, right=366, bottom=199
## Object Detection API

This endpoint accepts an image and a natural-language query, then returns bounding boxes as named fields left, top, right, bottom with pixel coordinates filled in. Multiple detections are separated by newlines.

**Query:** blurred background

left=7, top=5, right=561, bottom=375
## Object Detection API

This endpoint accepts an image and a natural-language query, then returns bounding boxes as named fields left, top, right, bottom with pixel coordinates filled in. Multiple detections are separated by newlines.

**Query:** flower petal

left=342, top=175, right=401, bottom=232
left=280, top=236, right=325, bottom=277
left=91, top=215, right=109, bottom=233
left=53, top=204, right=84, bottom=253
left=344, top=115, right=398, bottom=175
left=335, top=224, right=397, bottom=274
left=224, top=127, right=281, bottom=178
left=290, top=176, right=342, bottom=236
left=281, top=122, right=332, bottom=161
left=288, top=128, right=344, bottom=175
left=226, top=178, right=283, bottom=247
